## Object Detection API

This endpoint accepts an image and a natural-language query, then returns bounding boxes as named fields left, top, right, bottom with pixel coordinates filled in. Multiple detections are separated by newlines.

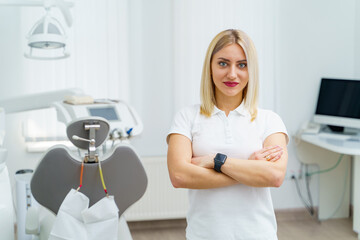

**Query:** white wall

left=356, top=0, right=360, bottom=79
left=128, top=0, right=174, bottom=156
left=169, top=0, right=359, bottom=210
left=272, top=0, right=357, bottom=209
left=0, top=7, right=24, bottom=98
left=352, top=0, right=360, bottom=207
left=1, top=0, right=360, bottom=216
left=0, top=6, right=45, bottom=218
left=172, top=0, right=277, bottom=112
left=0, top=0, right=131, bottom=197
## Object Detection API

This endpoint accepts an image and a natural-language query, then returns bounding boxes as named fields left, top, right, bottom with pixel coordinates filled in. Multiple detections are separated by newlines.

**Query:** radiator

left=124, top=156, right=189, bottom=221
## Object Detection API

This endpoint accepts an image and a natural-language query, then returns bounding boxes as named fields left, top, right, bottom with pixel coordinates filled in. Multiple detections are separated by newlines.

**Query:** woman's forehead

left=213, top=43, right=246, bottom=60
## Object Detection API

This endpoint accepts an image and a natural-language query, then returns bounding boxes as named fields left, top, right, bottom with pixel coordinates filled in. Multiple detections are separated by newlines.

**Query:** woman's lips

left=224, top=82, right=239, bottom=87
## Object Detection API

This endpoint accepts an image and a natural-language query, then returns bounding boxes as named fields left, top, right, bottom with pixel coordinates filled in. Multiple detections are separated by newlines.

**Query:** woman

left=167, top=29, right=289, bottom=240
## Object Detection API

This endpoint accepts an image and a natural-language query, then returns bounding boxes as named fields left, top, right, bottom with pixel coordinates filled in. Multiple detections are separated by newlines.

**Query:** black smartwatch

left=214, top=153, right=227, bottom=173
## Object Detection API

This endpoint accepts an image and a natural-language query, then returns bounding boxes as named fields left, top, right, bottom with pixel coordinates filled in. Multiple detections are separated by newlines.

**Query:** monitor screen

left=88, top=107, right=120, bottom=121
left=314, top=78, right=360, bottom=129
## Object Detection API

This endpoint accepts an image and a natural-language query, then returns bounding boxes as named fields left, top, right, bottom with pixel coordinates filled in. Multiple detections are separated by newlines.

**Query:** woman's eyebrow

left=217, top=57, right=230, bottom=62
left=217, top=57, right=247, bottom=62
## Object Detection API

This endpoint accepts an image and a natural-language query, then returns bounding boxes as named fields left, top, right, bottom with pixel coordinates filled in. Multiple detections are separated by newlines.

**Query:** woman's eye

left=239, top=63, right=247, bottom=68
left=219, top=62, right=227, bottom=67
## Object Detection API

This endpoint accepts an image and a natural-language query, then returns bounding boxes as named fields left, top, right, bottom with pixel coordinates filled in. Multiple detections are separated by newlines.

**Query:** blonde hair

left=200, top=29, right=259, bottom=121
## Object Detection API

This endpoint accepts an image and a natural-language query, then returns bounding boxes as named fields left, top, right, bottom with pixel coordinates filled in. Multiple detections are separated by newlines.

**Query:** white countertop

left=301, top=133, right=360, bottom=156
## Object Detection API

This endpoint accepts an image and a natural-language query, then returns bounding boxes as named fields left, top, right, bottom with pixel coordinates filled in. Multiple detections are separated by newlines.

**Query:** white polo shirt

left=167, top=102, right=288, bottom=240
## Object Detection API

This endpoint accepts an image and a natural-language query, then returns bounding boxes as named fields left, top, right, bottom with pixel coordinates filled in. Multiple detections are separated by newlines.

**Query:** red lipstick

left=224, top=82, right=239, bottom=87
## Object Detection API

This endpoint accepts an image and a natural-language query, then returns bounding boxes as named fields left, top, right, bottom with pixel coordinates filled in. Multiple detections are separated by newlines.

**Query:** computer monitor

left=313, top=78, right=360, bottom=131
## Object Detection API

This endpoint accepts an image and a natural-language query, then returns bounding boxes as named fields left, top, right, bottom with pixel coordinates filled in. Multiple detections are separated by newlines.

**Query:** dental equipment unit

left=27, top=117, right=147, bottom=240
left=0, top=89, right=146, bottom=240
left=52, top=97, right=143, bottom=141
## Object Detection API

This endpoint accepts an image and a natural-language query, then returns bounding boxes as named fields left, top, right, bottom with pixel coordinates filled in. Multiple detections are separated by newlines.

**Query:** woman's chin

left=222, top=90, right=242, bottom=98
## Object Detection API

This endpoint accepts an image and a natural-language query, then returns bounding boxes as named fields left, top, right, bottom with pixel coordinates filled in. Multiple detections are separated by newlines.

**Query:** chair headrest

left=66, top=117, right=110, bottom=149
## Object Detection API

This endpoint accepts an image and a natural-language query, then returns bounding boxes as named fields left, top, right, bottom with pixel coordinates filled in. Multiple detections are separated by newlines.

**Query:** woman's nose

left=227, top=66, right=237, bottom=79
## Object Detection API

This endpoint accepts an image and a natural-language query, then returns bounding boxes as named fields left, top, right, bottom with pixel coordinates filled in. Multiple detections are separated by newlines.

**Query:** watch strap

left=214, top=153, right=227, bottom=173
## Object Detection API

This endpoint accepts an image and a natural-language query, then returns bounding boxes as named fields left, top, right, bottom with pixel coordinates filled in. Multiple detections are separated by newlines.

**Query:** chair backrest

left=30, top=117, right=148, bottom=217
left=31, top=144, right=147, bottom=216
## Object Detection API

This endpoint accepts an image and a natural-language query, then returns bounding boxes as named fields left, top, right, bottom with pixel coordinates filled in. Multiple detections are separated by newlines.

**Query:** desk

left=300, top=133, right=360, bottom=238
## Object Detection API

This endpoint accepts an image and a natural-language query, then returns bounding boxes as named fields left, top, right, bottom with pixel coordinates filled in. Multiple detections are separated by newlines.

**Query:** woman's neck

left=215, top=93, right=243, bottom=116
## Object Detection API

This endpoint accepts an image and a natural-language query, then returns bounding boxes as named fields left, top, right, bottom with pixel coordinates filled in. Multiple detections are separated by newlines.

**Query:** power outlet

left=286, top=168, right=303, bottom=180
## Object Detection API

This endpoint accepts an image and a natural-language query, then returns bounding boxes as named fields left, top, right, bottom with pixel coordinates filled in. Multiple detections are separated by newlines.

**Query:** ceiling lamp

left=0, top=0, right=74, bottom=60
left=25, top=0, right=73, bottom=60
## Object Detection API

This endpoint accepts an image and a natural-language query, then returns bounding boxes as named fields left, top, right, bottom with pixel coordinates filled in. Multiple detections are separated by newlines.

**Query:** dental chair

left=25, top=117, right=148, bottom=240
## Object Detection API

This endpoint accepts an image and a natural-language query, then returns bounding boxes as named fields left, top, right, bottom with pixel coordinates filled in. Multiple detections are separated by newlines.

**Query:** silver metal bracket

left=71, top=122, right=100, bottom=162
left=84, top=123, right=100, bottom=161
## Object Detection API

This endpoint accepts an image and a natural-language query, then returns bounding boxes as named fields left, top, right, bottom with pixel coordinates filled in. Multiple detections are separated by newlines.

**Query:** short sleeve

left=166, top=106, right=197, bottom=144
left=262, top=111, right=289, bottom=145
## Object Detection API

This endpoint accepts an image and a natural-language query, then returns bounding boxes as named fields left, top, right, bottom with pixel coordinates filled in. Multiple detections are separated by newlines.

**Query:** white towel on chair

left=49, top=189, right=119, bottom=240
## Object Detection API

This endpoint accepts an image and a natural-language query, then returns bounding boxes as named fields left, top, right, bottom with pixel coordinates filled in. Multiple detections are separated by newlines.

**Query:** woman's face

left=211, top=43, right=249, bottom=101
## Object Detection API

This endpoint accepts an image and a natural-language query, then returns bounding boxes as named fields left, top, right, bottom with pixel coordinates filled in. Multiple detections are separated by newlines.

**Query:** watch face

left=214, top=153, right=227, bottom=172
left=215, top=153, right=227, bottom=163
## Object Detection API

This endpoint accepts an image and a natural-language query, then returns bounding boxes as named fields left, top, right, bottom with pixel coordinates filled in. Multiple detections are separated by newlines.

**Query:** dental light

left=25, top=0, right=73, bottom=60
left=0, top=0, right=73, bottom=60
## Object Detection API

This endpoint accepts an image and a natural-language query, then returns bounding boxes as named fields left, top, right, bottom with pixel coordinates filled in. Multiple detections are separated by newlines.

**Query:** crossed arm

left=167, top=132, right=288, bottom=189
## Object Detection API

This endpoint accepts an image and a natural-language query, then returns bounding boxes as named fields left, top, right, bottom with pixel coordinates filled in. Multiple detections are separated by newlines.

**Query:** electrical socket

left=288, top=168, right=304, bottom=179
left=285, top=168, right=304, bottom=180
left=284, top=171, right=296, bottom=180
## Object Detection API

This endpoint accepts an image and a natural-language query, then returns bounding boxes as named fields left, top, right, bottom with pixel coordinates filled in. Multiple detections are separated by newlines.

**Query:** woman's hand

left=191, top=154, right=216, bottom=169
left=248, top=145, right=283, bottom=162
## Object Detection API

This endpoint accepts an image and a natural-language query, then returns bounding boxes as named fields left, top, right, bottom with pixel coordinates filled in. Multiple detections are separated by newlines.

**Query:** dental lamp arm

left=0, top=0, right=74, bottom=8
left=51, top=0, right=73, bottom=27
left=0, top=88, right=82, bottom=114
left=0, top=0, right=73, bottom=27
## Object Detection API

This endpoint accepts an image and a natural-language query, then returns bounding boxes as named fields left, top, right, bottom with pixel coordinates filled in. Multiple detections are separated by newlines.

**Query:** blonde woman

left=167, top=29, right=289, bottom=240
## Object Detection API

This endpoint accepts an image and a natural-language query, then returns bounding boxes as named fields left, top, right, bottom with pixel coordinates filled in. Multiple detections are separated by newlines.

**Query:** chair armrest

left=25, top=207, right=40, bottom=235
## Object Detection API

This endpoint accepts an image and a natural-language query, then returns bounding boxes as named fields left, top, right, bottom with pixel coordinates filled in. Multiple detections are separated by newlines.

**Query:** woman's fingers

left=266, top=151, right=284, bottom=162
left=259, top=145, right=275, bottom=154
left=249, top=145, right=283, bottom=161
left=263, top=146, right=282, bottom=160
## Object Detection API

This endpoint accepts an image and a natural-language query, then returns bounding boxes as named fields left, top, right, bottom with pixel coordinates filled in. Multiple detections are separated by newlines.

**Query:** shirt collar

left=211, top=105, right=222, bottom=116
left=212, top=101, right=250, bottom=117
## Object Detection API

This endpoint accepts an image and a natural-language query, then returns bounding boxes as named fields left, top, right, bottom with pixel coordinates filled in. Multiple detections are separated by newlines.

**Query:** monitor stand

left=328, top=125, right=344, bottom=133
left=321, top=125, right=359, bottom=139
